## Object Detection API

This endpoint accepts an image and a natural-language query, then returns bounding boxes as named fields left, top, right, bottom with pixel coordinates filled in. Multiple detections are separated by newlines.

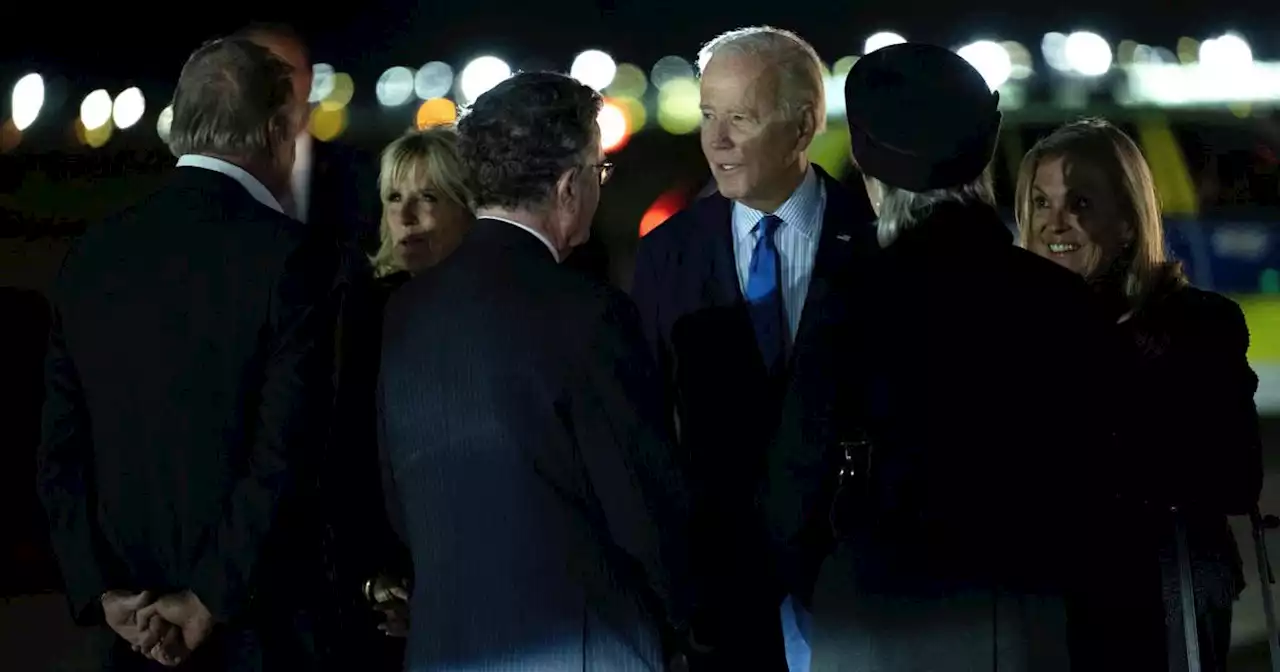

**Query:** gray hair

left=874, top=171, right=996, bottom=247
left=697, top=26, right=827, bottom=134
left=167, top=37, right=297, bottom=162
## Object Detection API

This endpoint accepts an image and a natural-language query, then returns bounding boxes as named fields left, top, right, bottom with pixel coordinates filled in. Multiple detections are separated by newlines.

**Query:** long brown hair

left=1014, top=118, right=1185, bottom=310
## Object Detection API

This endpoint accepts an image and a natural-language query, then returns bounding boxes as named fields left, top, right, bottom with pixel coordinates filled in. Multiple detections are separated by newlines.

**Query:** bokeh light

left=613, top=96, right=647, bottom=133
left=1064, top=31, right=1113, bottom=76
left=416, top=98, right=458, bottom=129
left=11, top=73, right=44, bottom=131
left=459, top=56, right=512, bottom=102
left=80, top=89, right=112, bottom=131
left=156, top=105, right=173, bottom=143
left=957, top=41, right=1013, bottom=90
left=656, top=78, right=701, bottom=135
left=606, top=63, right=648, bottom=99
left=652, top=55, right=695, bottom=87
left=864, top=32, right=906, bottom=55
left=415, top=62, right=454, bottom=100
left=320, top=73, right=354, bottom=111
left=1, top=119, right=21, bottom=153
left=640, top=188, right=689, bottom=237
left=571, top=50, right=618, bottom=91
left=310, top=64, right=336, bottom=103
left=1201, top=34, right=1253, bottom=68
left=376, top=67, right=416, bottom=107
left=309, top=106, right=347, bottom=141
left=78, top=117, right=113, bottom=148
left=111, top=87, right=145, bottom=129
left=598, top=99, right=630, bottom=153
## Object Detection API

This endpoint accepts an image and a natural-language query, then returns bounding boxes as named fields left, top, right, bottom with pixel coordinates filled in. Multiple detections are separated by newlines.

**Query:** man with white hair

left=631, top=25, right=877, bottom=672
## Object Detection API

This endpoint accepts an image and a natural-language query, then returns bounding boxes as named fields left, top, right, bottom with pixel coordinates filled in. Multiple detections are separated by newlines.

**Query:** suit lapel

left=791, top=168, right=878, bottom=363
left=698, top=193, right=743, bottom=307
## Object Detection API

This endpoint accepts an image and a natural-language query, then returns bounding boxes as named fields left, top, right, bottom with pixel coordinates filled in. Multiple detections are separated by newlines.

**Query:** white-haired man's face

left=699, top=51, right=813, bottom=212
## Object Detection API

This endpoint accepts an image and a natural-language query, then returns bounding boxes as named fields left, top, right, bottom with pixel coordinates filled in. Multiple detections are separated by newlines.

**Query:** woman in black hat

left=763, top=43, right=1127, bottom=670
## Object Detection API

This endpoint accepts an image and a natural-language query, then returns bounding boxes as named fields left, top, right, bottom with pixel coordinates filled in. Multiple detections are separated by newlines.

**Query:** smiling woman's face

left=1026, top=155, right=1130, bottom=279
left=383, top=177, right=472, bottom=274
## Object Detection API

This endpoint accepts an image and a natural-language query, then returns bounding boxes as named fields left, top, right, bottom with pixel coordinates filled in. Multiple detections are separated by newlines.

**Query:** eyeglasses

left=591, top=162, right=615, bottom=186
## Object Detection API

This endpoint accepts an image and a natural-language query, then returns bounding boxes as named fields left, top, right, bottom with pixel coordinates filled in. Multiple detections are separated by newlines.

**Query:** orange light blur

left=599, top=98, right=631, bottom=153
left=416, top=98, right=458, bottom=129
left=0, top=119, right=21, bottom=153
left=639, top=188, right=689, bottom=237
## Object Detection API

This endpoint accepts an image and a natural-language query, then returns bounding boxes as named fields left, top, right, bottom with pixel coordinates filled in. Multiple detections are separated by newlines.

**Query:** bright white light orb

left=11, top=73, right=44, bottom=131
left=459, top=56, right=512, bottom=102
left=1064, top=31, right=1113, bottom=76
left=112, top=87, right=145, bottom=129
left=571, top=50, right=618, bottom=91
left=1201, top=34, right=1253, bottom=68
left=80, top=89, right=113, bottom=130
left=864, top=32, right=906, bottom=55
left=376, top=67, right=416, bottom=106
left=957, top=41, right=1013, bottom=91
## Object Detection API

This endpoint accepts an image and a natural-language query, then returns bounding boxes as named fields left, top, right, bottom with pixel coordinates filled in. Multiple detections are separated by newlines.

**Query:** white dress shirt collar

left=175, top=154, right=283, bottom=214
left=482, top=216, right=561, bottom=263
left=731, top=165, right=824, bottom=244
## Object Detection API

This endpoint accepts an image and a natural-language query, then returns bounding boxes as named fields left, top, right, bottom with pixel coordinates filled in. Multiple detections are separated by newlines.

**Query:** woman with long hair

left=1016, top=118, right=1262, bottom=670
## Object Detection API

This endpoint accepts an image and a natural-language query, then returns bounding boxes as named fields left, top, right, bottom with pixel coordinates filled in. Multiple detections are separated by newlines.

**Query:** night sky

left=2, top=0, right=1272, bottom=90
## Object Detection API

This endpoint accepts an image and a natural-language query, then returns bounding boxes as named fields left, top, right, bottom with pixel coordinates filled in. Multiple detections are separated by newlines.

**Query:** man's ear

left=795, top=105, right=818, bottom=151
left=556, top=167, right=579, bottom=206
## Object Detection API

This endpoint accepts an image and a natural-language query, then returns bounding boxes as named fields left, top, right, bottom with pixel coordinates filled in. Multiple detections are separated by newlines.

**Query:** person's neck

left=477, top=206, right=565, bottom=259
left=203, top=152, right=287, bottom=201
left=738, top=157, right=809, bottom=213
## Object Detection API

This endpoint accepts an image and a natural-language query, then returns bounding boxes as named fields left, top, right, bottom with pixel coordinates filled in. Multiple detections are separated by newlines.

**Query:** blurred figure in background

left=326, top=126, right=475, bottom=670
left=235, top=22, right=380, bottom=253
left=1017, top=118, right=1263, bottom=671
left=632, top=26, right=876, bottom=671
left=381, top=71, right=694, bottom=671
left=37, top=37, right=337, bottom=670
left=764, top=43, right=1120, bottom=671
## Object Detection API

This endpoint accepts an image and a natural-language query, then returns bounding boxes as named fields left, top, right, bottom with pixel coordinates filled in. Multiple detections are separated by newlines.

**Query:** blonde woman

left=1016, top=118, right=1262, bottom=671
left=372, top=127, right=475, bottom=280
left=327, top=127, right=474, bottom=670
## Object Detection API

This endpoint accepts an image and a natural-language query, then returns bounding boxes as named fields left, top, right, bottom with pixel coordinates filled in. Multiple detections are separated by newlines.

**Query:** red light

left=639, top=188, right=689, bottom=237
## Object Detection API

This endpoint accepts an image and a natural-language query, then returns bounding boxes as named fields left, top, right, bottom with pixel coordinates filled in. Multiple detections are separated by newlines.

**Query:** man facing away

left=36, top=37, right=339, bottom=670
left=378, top=71, right=695, bottom=671
left=630, top=26, right=877, bottom=671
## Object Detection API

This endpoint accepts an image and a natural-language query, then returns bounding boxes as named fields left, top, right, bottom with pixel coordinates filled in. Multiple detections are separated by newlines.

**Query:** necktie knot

left=756, top=214, right=783, bottom=239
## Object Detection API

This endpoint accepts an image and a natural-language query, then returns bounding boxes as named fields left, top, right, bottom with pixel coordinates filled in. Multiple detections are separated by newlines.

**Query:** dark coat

left=630, top=166, right=877, bottom=667
left=380, top=218, right=695, bottom=671
left=763, top=201, right=1123, bottom=670
left=37, top=167, right=340, bottom=670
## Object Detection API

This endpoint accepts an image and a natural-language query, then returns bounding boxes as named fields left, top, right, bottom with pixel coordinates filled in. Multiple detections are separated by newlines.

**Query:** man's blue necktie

left=745, top=214, right=786, bottom=370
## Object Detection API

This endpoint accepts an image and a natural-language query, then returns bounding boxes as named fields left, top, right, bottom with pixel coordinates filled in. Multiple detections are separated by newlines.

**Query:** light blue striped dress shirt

left=729, top=166, right=825, bottom=672
left=731, top=166, right=827, bottom=338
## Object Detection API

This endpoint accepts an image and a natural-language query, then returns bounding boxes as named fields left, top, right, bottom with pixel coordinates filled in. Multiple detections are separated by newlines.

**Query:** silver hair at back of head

left=873, top=171, right=996, bottom=247
left=166, top=37, right=297, bottom=162
left=696, top=26, right=827, bottom=133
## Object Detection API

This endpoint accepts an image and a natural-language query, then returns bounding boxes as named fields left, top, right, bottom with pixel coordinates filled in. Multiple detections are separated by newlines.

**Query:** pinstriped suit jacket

left=379, top=219, right=694, bottom=671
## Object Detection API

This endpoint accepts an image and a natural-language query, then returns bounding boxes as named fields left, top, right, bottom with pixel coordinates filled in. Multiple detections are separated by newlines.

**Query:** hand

left=136, top=591, right=214, bottom=663
left=368, top=575, right=410, bottom=638
left=101, top=590, right=168, bottom=652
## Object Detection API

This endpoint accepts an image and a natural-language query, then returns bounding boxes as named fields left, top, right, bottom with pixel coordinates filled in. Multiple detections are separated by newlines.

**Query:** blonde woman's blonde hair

left=372, top=126, right=473, bottom=277
left=1014, top=118, right=1184, bottom=309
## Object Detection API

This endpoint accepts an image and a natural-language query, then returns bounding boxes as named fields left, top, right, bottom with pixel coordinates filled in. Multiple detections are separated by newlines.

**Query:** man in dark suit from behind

left=630, top=26, right=876, bottom=672
left=379, top=71, right=695, bottom=671
left=36, top=37, right=339, bottom=670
